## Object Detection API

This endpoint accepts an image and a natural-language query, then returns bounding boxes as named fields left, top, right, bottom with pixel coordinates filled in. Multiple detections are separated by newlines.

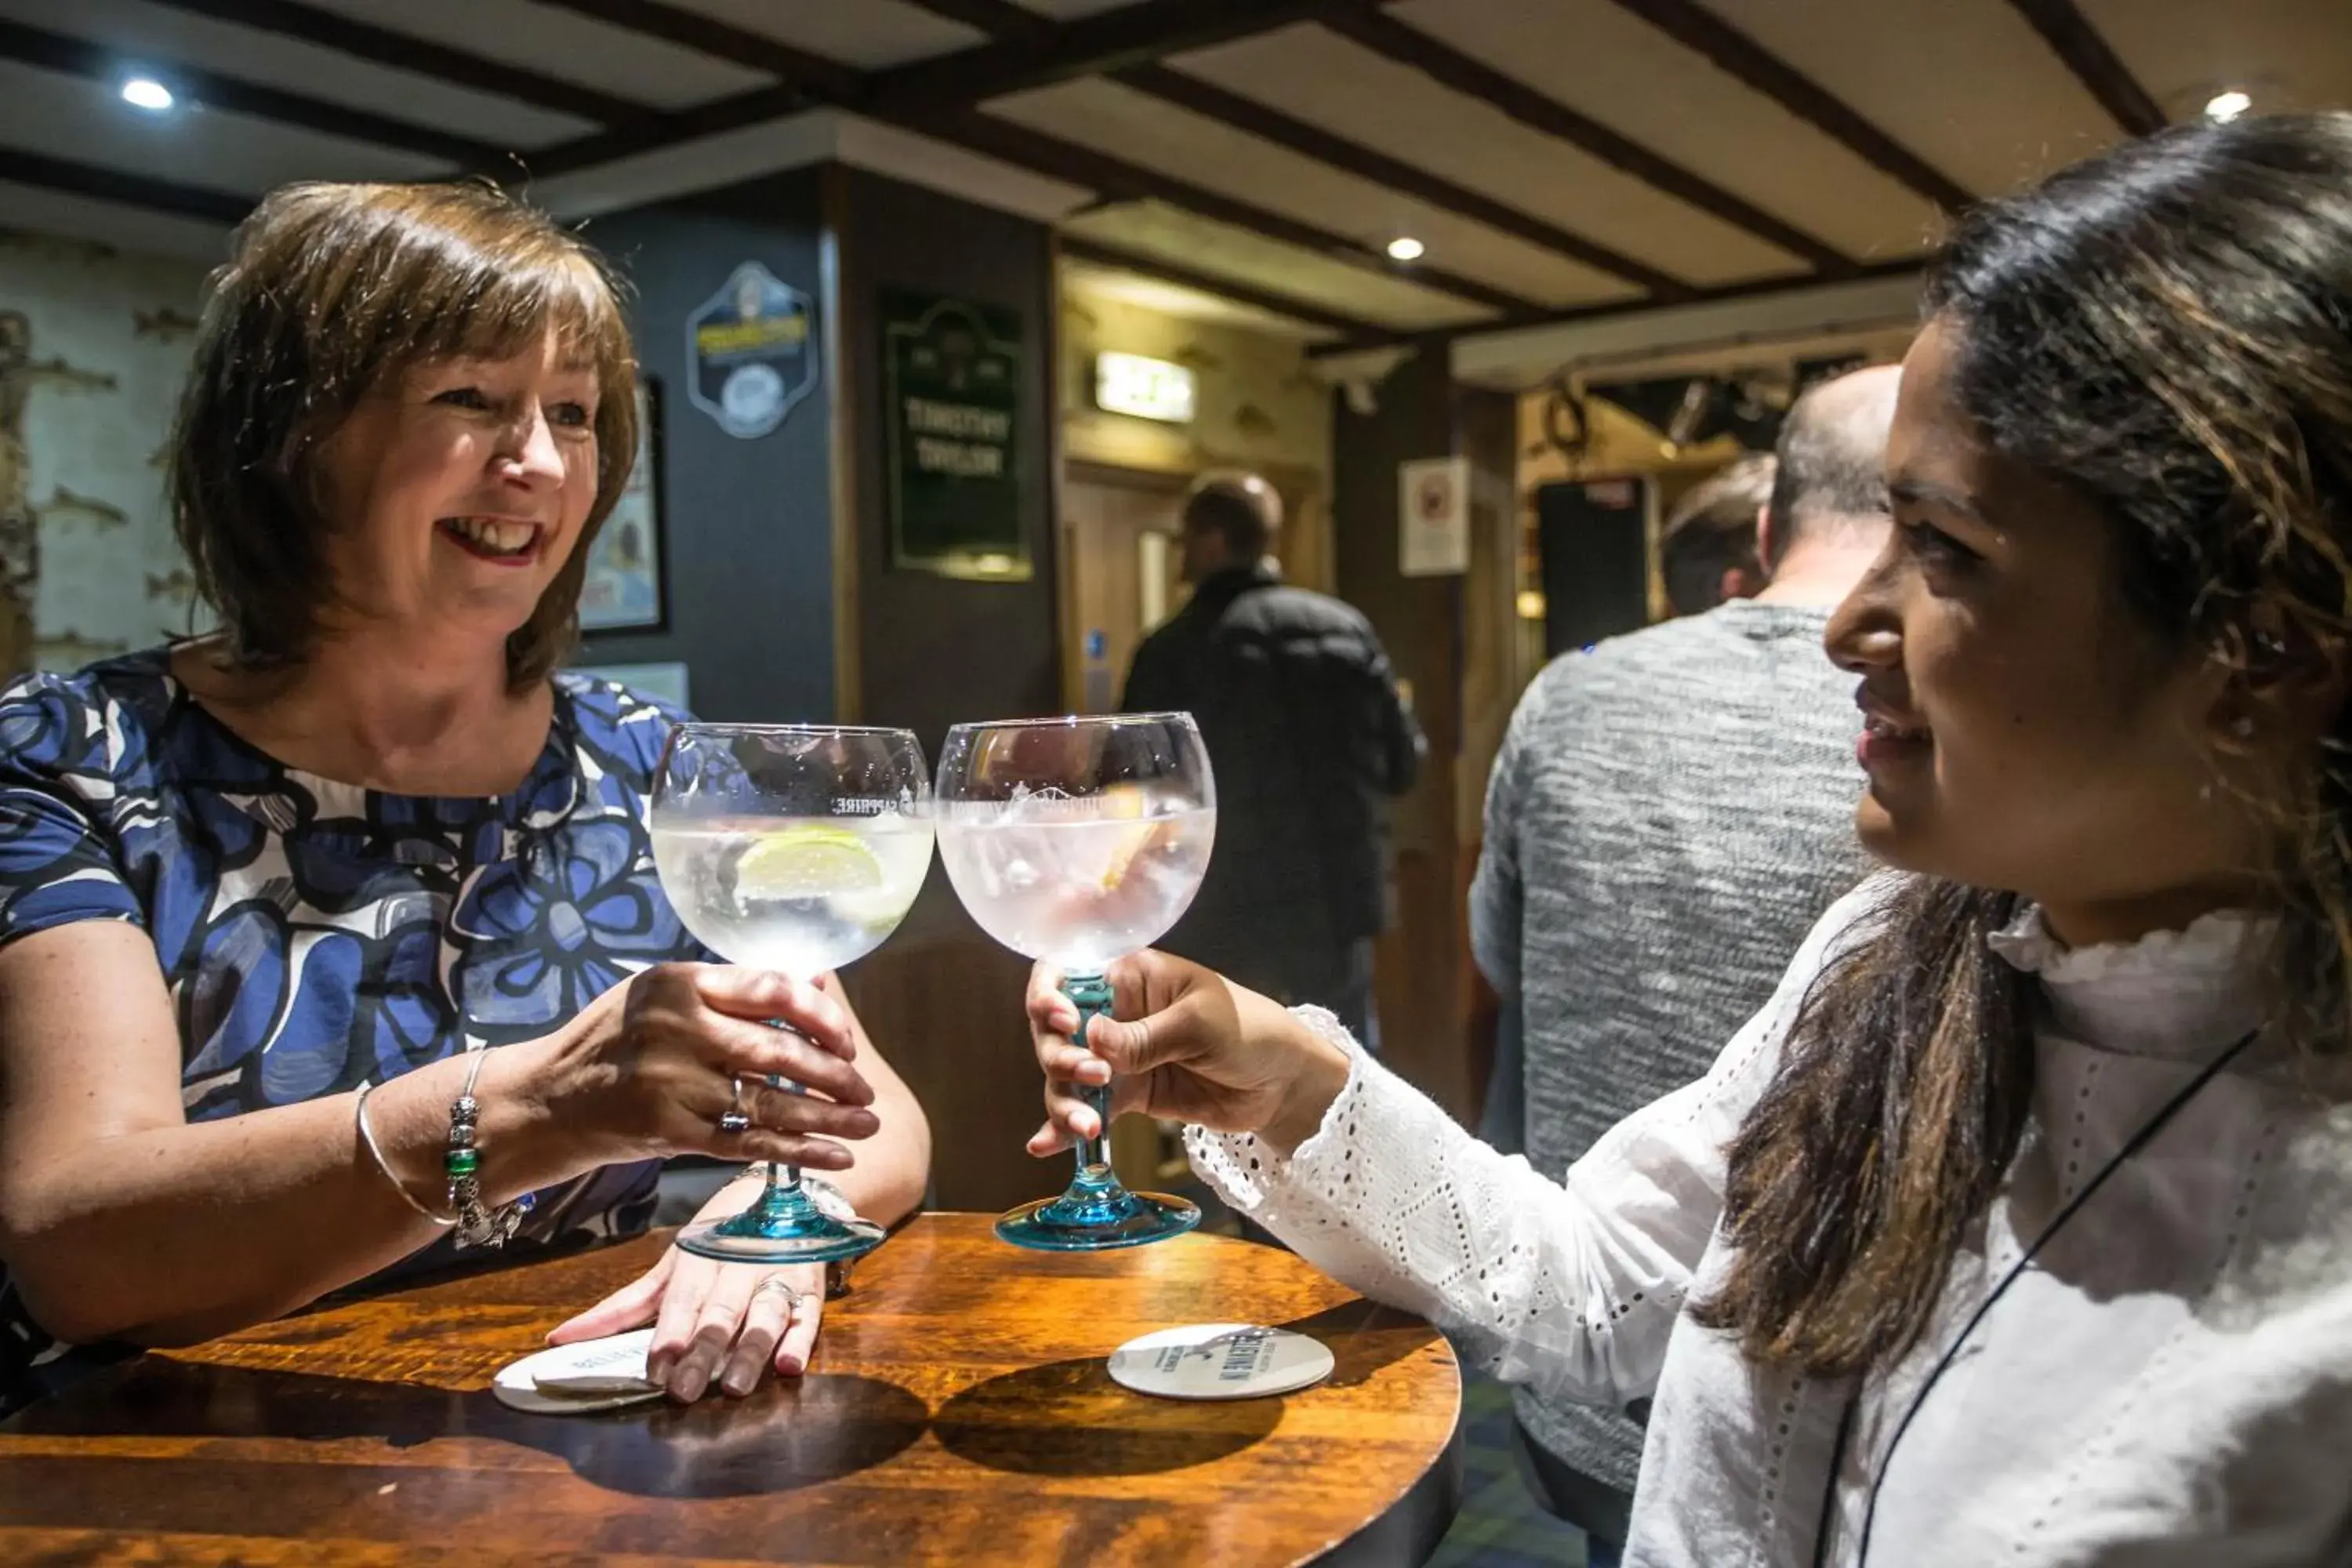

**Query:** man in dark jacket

left=1123, top=473, right=1421, bottom=1044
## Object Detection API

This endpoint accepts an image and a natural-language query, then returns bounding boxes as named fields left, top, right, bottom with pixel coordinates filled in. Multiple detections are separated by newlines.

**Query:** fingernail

left=777, top=1356, right=804, bottom=1377
left=677, top=1367, right=708, bottom=1402
left=721, top=1371, right=753, bottom=1398
left=646, top=1356, right=671, bottom=1382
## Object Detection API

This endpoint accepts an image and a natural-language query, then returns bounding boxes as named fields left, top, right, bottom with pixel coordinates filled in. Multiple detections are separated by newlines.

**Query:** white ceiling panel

left=670, top=0, right=983, bottom=68
left=0, top=0, right=594, bottom=147
left=0, top=60, right=444, bottom=198
left=1065, top=201, right=1497, bottom=331
left=1174, top=22, right=1810, bottom=288
left=1703, top=0, right=2122, bottom=198
left=1386, top=0, right=1944, bottom=264
left=295, top=0, right=772, bottom=111
left=2081, top=0, right=2352, bottom=120
left=989, top=78, right=1644, bottom=307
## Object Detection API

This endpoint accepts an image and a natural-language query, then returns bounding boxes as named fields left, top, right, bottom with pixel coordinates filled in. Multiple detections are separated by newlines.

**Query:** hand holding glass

left=936, top=713, right=1215, bottom=1250
left=650, top=723, right=932, bottom=1264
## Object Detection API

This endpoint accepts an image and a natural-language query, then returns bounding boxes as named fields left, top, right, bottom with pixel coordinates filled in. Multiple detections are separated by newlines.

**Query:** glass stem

left=762, top=1138, right=800, bottom=1213
left=757, top=1025, right=808, bottom=1217
left=1066, top=972, right=1120, bottom=1187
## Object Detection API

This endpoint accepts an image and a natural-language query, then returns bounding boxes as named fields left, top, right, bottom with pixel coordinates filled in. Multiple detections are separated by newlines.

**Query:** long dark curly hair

left=1693, top=112, right=2352, bottom=1377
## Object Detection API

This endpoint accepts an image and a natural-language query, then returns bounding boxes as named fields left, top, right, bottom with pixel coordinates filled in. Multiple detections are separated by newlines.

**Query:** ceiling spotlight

left=2204, top=89, right=2252, bottom=122
left=1385, top=236, right=1425, bottom=263
left=121, top=76, right=174, bottom=112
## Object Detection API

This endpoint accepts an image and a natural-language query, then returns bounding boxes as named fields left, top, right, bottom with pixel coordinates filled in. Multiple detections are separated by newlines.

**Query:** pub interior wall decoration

left=577, top=378, right=666, bottom=633
left=0, top=231, right=212, bottom=677
left=686, top=260, right=818, bottom=441
left=882, top=289, right=1030, bottom=581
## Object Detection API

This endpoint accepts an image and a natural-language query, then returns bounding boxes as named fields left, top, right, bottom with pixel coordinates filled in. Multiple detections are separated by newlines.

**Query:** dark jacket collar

left=1187, top=561, right=1280, bottom=614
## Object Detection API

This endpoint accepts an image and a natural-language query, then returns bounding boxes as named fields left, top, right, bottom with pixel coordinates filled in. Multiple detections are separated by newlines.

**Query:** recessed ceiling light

left=2204, top=89, right=2252, bottom=122
left=121, top=76, right=174, bottom=112
left=1385, top=236, right=1425, bottom=263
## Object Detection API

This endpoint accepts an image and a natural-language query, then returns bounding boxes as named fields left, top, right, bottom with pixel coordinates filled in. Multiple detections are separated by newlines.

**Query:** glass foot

left=996, top=1171, right=1200, bottom=1253
left=677, top=1182, right=885, bottom=1265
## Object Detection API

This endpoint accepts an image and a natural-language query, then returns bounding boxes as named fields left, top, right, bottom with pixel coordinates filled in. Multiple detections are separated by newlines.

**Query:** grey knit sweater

left=1468, top=600, right=1867, bottom=1506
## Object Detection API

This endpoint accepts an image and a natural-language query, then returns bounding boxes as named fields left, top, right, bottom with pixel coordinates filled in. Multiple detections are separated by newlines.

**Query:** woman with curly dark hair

left=1026, top=114, right=2352, bottom=1564
left=0, top=182, right=930, bottom=1413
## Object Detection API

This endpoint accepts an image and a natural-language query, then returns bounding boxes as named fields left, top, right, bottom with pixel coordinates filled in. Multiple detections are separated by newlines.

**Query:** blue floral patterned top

left=0, top=648, right=713, bottom=1399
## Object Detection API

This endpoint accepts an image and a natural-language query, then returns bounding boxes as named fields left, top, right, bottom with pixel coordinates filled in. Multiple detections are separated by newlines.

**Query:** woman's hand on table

left=524, top=964, right=880, bottom=1174
left=1023, top=951, right=1353, bottom=1158
left=546, top=1221, right=824, bottom=1402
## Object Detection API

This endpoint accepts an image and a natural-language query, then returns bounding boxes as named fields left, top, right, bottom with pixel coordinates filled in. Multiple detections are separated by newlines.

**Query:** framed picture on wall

left=579, top=377, right=666, bottom=632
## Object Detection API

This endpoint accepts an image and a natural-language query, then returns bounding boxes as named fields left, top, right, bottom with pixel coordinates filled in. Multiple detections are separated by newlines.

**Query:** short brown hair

left=1182, top=471, right=1283, bottom=561
left=170, top=180, right=638, bottom=689
left=1658, top=453, right=1774, bottom=615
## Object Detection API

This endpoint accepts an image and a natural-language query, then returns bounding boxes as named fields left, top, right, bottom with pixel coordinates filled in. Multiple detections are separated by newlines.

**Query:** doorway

left=1060, top=461, right=1190, bottom=714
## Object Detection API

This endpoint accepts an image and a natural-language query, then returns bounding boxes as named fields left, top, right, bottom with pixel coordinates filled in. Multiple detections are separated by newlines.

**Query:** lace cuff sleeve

left=1186, top=881, right=1892, bottom=1408
left=1185, top=1008, right=1697, bottom=1405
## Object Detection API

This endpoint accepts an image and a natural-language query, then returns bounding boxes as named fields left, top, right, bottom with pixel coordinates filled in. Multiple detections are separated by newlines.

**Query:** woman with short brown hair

left=0, top=181, right=930, bottom=1411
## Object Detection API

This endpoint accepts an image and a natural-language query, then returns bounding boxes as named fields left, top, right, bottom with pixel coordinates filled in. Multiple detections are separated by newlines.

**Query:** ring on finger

left=717, top=1075, right=752, bottom=1136
left=753, top=1275, right=814, bottom=1316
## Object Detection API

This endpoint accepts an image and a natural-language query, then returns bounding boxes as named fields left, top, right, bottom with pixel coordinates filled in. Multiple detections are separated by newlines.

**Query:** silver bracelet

left=446, top=1046, right=533, bottom=1250
left=354, top=1080, right=456, bottom=1228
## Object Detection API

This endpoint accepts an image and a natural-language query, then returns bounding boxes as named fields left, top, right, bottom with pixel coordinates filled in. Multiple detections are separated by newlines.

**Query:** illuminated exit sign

left=1094, top=351, right=1196, bottom=424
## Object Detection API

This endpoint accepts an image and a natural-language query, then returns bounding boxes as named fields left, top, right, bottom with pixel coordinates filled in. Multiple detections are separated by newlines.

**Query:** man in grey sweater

left=1468, top=365, right=1900, bottom=1565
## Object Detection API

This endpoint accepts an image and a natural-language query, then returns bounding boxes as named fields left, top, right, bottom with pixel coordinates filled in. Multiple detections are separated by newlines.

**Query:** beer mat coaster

left=1105, top=1323, right=1335, bottom=1401
left=493, top=1329, right=666, bottom=1414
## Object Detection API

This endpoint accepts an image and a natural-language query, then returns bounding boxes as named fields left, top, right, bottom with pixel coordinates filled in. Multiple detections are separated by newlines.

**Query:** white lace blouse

left=1189, top=883, right=2352, bottom=1567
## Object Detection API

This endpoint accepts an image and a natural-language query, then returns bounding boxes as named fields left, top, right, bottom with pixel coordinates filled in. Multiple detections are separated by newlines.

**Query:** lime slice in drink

left=732, top=825, right=885, bottom=900
left=1101, top=821, right=1162, bottom=891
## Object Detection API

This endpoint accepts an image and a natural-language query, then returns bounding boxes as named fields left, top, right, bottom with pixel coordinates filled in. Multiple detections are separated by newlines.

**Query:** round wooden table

left=0, top=1213, right=1463, bottom=1566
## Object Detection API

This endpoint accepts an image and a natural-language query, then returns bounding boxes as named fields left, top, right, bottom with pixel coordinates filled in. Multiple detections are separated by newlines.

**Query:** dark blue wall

left=575, top=169, right=836, bottom=723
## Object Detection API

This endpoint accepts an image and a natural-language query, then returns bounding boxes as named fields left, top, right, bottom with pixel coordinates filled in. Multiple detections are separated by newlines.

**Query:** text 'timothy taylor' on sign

left=883, top=291, right=1030, bottom=581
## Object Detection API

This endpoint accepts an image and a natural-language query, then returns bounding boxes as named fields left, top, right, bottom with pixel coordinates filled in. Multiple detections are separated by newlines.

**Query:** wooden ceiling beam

left=928, top=106, right=1533, bottom=315
left=525, top=0, right=862, bottom=103
left=516, top=0, right=846, bottom=176
left=1601, top=0, right=1976, bottom=212
left=518, top=2, right=1543, bottom=316
left=865, top=0, right=1393, bottom=114
left=1112, top=63, right=1693, bottom=298
left=5, top=147, right=252, bottom=225
left=141, top=0, right=653, bottom=127
left=0, top=16, right=503, bottom=168
left=2004, top=0, right=2166, bottom=136
left=1319, top=10, right=1858, bottom=278
left=901, top=0, right=1054, bottom=40
left=1059, top=235, right=1381, bottom=336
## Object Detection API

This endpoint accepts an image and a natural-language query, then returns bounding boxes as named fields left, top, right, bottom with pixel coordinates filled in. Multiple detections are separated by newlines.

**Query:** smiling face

left=1824, top=317, right=2260, bottom=943
left=312, top=328, right=601, bottom=652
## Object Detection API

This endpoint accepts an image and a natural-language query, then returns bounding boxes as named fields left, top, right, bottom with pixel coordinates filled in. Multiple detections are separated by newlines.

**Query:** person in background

left=1122, top=473, right=1421, bottom=1045
left=1479, top=449, right=1788, bottom=1156
left=1470, top=365, right=1898, bottom=1564
left=1658, top=452, right=1779, bottom=615
left=0, top=182, right=931, bottom=1414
